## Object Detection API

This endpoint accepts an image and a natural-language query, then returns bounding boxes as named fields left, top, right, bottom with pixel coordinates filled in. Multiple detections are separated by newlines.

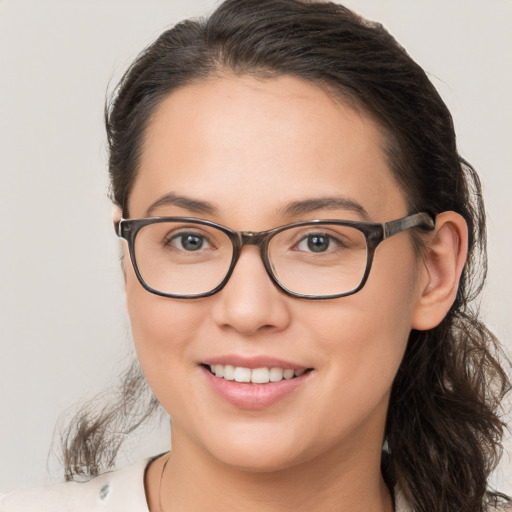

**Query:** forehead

left=130, top=74, right=407, bottom=225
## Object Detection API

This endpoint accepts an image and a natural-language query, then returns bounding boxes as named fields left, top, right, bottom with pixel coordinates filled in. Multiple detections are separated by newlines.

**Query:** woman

left=1, top=0, right=510, bottom=510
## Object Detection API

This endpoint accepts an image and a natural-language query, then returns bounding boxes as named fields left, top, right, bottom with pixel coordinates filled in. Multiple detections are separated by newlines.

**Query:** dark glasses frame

left=115, top=212, right=435, bottom=300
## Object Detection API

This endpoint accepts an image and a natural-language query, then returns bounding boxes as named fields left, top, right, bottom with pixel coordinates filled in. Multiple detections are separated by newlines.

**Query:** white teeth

left=207, top=364, right=308, bottom=383
left=251, top=368, right=270, bottom=384
left=283, top=369, right=295, bottom=379
left=234, top=367, right=251, bottom=383
left=269, top=367, right=284, bottom=382
left=224, top=364, right=235, bottom=381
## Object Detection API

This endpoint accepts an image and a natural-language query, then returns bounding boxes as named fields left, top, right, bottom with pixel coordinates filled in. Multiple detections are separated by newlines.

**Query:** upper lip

left=201, top=355, right=310, bottom=370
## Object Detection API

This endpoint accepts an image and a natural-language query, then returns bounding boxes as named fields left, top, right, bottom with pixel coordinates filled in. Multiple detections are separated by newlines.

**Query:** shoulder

left=490, top=503, right=512, bottom=512
left=489, top=494, right=512, bottom=511
left=0, top=459, right=151, bottom=512
left=393, top=486, right=512, bottom=512
left=485, top=491, right=512, bottom=512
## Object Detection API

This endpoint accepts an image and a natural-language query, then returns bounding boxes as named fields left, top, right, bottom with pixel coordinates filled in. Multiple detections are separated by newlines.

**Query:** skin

left=120, top=74, right=467, bottom=511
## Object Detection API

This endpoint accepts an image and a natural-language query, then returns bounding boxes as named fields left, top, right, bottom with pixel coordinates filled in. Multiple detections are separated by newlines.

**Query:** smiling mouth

left=202, top=364, right=313, bottom=384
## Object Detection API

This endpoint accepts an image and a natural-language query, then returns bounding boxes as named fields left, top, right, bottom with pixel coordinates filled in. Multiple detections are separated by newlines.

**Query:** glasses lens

left=133, top=221, right=233, bottom=296
left=268, top=223, right=368, bottom=296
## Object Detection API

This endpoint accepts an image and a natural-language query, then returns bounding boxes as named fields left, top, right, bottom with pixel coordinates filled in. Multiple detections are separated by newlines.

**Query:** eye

left=167, top=232, right=211, bottom=251
left=296, top=233, right=339, bottom=253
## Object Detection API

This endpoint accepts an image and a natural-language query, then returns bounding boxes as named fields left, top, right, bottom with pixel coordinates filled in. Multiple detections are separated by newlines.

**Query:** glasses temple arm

left=383, top=212, right=435, bottom=239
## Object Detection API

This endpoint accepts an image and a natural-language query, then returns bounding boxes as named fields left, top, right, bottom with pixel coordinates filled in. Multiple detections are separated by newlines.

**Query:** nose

left=210, top=246, right=291, bottom=336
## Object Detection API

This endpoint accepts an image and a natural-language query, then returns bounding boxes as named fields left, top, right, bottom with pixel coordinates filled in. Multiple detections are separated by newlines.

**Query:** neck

left=147, top=426, right=393, bottom=512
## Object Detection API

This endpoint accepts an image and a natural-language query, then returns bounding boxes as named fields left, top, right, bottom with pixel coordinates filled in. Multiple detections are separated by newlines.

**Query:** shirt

left=0, top=458, right=444, bottom=512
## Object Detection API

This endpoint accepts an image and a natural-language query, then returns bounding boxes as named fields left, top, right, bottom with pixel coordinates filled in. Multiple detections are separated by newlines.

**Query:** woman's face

left=125, top=75, right=425, bottom=472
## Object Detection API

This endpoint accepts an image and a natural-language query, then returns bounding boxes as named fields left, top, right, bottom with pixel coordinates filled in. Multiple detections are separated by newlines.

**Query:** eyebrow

left=145, top=192, right=369, bottom=220
left=146, top=193, right=217, bottom=216
left=279, top=196, right=370, bottom=219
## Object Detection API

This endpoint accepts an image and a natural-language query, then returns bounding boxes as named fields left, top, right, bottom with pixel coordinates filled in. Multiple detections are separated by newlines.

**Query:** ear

left=112, top=205, right=122, bottom=227
left=411, top=211, right=468, bottom=331
left=112, top=205, right=128, bottom=280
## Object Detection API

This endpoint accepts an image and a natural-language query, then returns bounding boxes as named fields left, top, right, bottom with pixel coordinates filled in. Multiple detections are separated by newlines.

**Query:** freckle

left=99, top=483, right=111, bottom=500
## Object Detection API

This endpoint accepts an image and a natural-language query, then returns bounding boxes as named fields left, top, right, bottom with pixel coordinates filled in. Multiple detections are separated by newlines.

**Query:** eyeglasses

left=115, top=212, right=435, bottom=300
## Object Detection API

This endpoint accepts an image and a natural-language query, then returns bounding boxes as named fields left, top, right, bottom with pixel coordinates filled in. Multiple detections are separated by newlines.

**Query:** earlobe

left=411, top=211, right=468, bottom=331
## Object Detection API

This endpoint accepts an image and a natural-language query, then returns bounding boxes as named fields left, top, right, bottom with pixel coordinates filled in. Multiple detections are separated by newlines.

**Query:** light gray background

left=1, top=0, right=511, bottom=495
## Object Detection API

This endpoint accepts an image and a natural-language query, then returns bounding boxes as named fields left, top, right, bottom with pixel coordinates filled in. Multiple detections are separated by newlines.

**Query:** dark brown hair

left=61, top=1, right=511, bottom=510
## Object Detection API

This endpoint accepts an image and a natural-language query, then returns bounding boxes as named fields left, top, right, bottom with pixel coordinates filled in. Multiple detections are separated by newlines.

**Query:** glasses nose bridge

left=239, top=230, right=270, bottom=248
left=230, top=230, right=272, bottom=273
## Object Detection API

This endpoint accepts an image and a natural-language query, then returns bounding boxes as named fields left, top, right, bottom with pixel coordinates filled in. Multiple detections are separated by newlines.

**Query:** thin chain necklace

left=158, top=453, right=171, bottom=512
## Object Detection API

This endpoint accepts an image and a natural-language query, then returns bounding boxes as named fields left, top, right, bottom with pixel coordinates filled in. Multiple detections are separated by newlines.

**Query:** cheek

left=124, top=266, right=203, bottom=403
left=356, top=241, right=420, bottom=355
left=307, top=242, right=420, bottom=413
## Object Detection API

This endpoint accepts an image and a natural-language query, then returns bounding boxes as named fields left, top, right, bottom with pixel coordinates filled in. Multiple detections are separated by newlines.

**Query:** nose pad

left=211, top=246, right=291, bottom=335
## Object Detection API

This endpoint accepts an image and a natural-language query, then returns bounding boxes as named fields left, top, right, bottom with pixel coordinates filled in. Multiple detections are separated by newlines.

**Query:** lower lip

left=201, top=366, right=312, bottom=409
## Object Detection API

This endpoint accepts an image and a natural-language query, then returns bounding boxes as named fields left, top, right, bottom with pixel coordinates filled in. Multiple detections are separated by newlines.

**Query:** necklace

left=158, top=453, right=171, bottom=512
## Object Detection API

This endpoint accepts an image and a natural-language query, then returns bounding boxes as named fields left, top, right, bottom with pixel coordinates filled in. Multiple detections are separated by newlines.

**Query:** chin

left=212, top=446, right=306, bottom=474
left=195, top=422, right=317, bottom=474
